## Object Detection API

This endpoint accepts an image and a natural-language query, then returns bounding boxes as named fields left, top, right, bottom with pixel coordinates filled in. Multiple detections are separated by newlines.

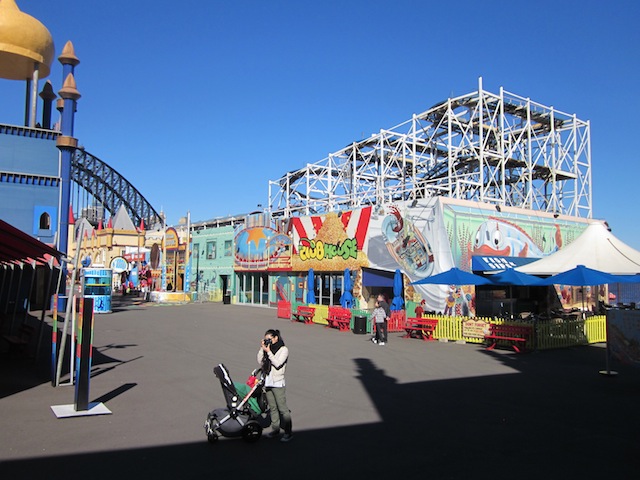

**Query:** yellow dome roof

left=0, top=0, right=55, bottom=80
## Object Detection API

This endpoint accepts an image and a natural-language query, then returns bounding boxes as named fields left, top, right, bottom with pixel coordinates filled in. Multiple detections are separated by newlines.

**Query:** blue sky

left=2, top=1, right=640, bottom=249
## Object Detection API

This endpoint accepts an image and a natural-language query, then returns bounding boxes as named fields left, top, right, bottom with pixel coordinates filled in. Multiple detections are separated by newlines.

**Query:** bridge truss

left=269, top=78, right=591, bottom=218
left=70, top=147, right=162, bottom=228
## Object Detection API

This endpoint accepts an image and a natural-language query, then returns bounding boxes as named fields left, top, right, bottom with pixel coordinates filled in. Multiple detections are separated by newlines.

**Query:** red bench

left=325, top=307, right=351, bottom=332
left=291, top=305, right=315, bottom=324
left=484, top=324, right=532, bottom=353
left=403, top=317, right=438, bottom=341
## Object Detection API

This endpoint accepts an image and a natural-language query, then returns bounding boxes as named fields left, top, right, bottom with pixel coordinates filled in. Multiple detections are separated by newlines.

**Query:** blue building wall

left=0, top=130, right=60, bottom=244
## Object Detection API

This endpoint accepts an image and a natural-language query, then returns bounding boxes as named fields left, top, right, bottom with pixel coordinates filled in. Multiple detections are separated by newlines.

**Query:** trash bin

left=223, top=294, right=231, bottom=304
left=353, top=315, right=367, bottom=334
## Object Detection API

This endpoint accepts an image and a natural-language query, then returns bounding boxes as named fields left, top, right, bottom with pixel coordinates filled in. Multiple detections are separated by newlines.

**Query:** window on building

left=224, top=240, right=232, bottom=256
left=207, top=241, right=216, bottom=260
left=39, top=212, right=50, bottom=230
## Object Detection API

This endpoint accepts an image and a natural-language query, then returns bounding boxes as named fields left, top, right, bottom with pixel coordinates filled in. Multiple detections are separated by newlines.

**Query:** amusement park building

left=0, top=2, right=164, bottom=313
left=227, top=78, right=597, bottom=315
left=0, top=2, right=607, bottom=315
left=0, top=1, right=161, bottom=258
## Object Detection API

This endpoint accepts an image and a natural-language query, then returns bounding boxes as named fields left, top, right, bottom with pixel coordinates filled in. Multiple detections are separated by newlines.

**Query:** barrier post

left=74, top=298, right=94, bottom=411
left=51, top=294, right=58, bottom=386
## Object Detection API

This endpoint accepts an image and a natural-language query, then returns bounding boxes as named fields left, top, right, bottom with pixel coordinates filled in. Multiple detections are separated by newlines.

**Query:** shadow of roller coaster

left=70, top=146, right=162, bottom=228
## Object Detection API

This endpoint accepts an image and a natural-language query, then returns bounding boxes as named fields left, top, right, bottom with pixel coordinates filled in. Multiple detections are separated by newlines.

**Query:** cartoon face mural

left=472, top=218, right=546, bottom=257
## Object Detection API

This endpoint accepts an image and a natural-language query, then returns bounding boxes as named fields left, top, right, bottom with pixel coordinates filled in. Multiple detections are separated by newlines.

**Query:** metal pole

left=195, top=249, right=200, bottom=297
left=9, top=262, right=24, bottom=335
left=55, top=223, right=84, bottom=387
left=23, top=260, right=37, bottom=325
left=185, top=211, right=190, bottom=293
left=36, top=258, right=58, bottom=361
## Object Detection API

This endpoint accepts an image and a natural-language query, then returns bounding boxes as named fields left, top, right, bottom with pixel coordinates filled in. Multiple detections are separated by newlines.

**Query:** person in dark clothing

left=257, top=329, right=293, bottom=442
left=376, top=293, right=391, bottom=345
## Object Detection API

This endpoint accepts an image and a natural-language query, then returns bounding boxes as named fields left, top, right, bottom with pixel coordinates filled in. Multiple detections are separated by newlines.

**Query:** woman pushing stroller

left=258, top=329, right=293, bottom=442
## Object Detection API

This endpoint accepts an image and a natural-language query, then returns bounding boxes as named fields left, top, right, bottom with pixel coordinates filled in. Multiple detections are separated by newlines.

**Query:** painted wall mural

left=381, top=205, right=435, bottom=277
left=234, top=226, right=292, bottom=271
left=442, top=201, right=587, bottom=272
left=234, top=198, right=590, bottom=315
left=289, top=208, right=371, bottom=272
left=367, top=198, right=454, bottom=313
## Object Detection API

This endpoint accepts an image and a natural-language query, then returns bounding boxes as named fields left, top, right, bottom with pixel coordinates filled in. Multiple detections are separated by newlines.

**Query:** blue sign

left=110, top=256, right=129, bottom=273
left=471, top=256, right=537, bottom=272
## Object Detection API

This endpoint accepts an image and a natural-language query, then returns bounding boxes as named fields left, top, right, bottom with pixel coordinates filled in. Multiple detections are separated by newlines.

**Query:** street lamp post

left=195, top=248, right=200, bottom=295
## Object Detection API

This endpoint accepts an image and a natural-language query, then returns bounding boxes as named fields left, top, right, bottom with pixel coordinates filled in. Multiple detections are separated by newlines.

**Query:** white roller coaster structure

left=269, top=78, right=591, bottom=219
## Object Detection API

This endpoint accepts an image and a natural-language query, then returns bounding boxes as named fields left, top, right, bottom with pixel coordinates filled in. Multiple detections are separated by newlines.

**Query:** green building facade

left=191, top=225, right=235, bottom=302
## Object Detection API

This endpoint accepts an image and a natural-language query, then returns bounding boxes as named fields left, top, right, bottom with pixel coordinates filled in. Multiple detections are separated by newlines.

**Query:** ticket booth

left=81, top=268, right=113, bottom=313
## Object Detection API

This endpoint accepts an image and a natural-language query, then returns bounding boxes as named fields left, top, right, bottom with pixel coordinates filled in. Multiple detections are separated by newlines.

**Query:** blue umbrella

left=535, top=265, right=621, bottom=286
left=340, top=268, right=353, bottom=308
left=306, top=268, right=316, bottom=304
left=391, top=269, right=404, bottom=310
left=489, top=268, right=542, bottom=318
left=535, top=265, right=623, bottom=317
left=490, top=268, right=542, bottom=286
left=411, top=267, right=492, bottom=286
left=609, top=273, right=640, bottom=283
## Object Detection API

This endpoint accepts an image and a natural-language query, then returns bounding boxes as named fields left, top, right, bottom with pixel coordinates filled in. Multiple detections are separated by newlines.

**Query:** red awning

left=0, top=219, right=63, bottom=265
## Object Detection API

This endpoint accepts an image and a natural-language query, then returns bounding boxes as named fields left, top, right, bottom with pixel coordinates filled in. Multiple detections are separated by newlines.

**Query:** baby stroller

left=203, top=363, right=270, bottom=443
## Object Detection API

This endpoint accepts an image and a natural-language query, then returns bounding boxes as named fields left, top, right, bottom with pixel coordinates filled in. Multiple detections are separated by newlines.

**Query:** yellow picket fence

left=584, top=315, right=607, bottom=343
left=430, top=314, right=607, bottom=349
left=280, top=306, right=607, bottom=350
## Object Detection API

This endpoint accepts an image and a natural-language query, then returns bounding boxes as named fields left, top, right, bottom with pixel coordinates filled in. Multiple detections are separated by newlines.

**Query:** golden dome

left=0, top=0, right=55, bottom=80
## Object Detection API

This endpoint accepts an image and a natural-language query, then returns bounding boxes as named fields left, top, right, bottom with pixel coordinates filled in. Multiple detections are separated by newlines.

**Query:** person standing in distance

left=377, top=294, right=391, bottom=345
left=258, top=329, right=293, bottom=442
left=371, top=300, right=387, bottom=345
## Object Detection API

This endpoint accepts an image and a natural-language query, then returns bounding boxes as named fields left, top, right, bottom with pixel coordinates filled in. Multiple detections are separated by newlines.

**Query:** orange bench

left=325, top=307, right=351, bottom=332
left=484, top=324, right=532, bottom=353
left=291, top=305, right=315, bottom=324
left=403, top=317, right=438, bottom=341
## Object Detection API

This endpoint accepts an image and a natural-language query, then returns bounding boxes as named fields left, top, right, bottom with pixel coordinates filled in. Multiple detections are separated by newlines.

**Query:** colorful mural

left=367, top=199, right=453, bottom=312
left=442, top=202, right=588, bottom=272
left=234, top=197, right=590, bottom=315
left=234, top=226, right=292, bottom=271
left=381, top=205, right=435, bottom=277
left=289, top=209, right=371, bottom=272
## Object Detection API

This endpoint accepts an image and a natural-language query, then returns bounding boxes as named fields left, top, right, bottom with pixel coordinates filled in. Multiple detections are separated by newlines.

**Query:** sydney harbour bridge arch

left=70, top=146, right=162, bottom=229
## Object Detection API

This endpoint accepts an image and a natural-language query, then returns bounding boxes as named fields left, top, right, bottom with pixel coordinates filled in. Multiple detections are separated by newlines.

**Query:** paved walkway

left=1, top=300, right=638, bottom=479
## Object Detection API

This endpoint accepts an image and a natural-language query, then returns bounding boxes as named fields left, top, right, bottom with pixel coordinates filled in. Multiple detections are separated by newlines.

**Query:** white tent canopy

left=516, top=221, right=640, bottom=276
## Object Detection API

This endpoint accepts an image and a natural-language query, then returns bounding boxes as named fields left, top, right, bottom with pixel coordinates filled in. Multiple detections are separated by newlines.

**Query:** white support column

left=29, top=63, right=40, bottom=128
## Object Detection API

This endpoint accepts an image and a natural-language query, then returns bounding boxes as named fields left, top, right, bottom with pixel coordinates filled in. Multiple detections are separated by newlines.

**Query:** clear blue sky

left=2, top=1, right=639, bottom=249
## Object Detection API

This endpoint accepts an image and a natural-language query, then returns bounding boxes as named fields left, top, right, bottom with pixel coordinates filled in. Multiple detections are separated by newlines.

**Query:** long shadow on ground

left=2, top=344, right=638, bottom=479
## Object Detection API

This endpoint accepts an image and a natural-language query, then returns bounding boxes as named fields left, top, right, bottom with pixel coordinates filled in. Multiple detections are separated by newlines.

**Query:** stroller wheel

left=207, top=432, right=219, bottom=444
left=241, top=422, right=262, bottom=443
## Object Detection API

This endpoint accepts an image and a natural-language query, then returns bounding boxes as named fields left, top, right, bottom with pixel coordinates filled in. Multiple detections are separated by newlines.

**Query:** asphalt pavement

left=1, top=296, right=638, bottom=479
